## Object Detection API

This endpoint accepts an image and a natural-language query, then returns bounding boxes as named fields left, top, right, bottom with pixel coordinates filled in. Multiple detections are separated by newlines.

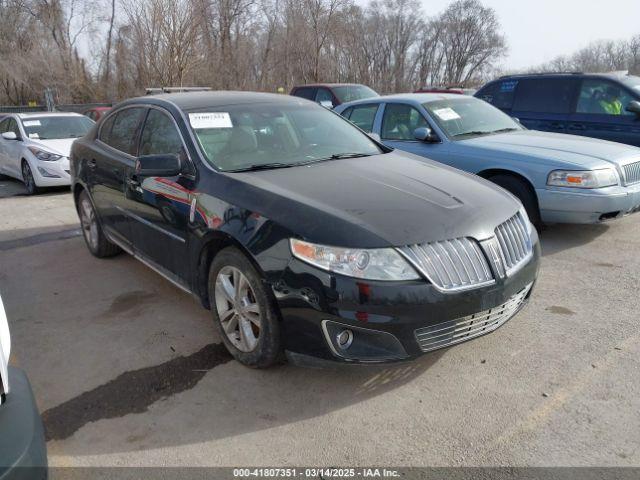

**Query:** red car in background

left=290, top=83, right=378, bottom=109
left=83, top=106, right=111, bottom=122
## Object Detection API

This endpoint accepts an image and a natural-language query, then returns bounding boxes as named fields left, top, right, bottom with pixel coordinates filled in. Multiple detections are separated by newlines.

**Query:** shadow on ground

left=539, top=222, right=610, bottom=257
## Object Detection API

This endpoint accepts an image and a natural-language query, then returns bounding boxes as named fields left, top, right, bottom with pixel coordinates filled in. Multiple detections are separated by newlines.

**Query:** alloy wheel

left=215, top=266, right=262, bottom=352
left=22, top=163, right=35, bottom=194
left=79, top=196, right=99, bottom=251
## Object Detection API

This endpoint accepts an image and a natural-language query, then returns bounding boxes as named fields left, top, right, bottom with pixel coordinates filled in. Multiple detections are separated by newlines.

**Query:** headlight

left=547, top=169, right=618, bottom=188
left=290, top=239, right=420, bottom=281
left=28, top=146, right=63, bottom=162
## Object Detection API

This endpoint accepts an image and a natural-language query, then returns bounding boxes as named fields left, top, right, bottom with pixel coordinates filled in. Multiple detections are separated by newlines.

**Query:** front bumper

left=0, top=367, right=47, bottom=480
left=274, top=238, right=541, bottom=365
left=28, top=156, right=71, bottom=188
left=537, top=182, right=640, bottom=224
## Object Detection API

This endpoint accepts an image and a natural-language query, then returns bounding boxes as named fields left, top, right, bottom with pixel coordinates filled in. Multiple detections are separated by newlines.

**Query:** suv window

left=512, top=78, right=577, bottom=114
left=477, top=79, right=518, bottom=110
left=381, top=103, right=428, bottom=140
left=102, top=108, right=145, bottom=155
left=576, top=79, right=635, bottom=116
left=292, top=87, right=317, bottom=101
left=343, top=104, right=378, bottom=133
left=140, top=109, right=184, bottom=156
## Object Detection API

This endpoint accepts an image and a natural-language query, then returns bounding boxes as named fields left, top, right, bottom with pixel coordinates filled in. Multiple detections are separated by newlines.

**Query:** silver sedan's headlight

left=290, top=239, right=420, bottom=281
left=547, top=168, right=618, bottom=189
left=28, top=146, right=63, bottom=162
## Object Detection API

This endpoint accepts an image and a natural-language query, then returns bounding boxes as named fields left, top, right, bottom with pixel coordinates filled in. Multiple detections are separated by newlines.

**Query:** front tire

left=77, top=190, right=121, bottom=258
left=21, top=161, right=40, bottom=195
left=208, top=247, right=282, bottom=368
left=488, top=174, right=541, bottom=227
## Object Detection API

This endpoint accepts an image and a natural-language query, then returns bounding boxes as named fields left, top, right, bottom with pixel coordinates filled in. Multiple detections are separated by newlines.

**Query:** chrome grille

left=415, top=283, right=533, bottom=352
left=399, top=237, right=494, bottom=292
left=494, top=212, right=532, bottom=274
left=623, top=161, right=640, bottom=185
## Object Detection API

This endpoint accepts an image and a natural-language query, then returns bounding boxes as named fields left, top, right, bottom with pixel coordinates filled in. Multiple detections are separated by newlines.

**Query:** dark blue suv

left=475, top=73, right=640, bottom=147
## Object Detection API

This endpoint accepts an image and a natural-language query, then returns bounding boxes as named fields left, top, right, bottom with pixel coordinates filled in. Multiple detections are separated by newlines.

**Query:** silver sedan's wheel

left=79, top=194, right=99, bottom=251
left=215, top=266, right=261, bottom=352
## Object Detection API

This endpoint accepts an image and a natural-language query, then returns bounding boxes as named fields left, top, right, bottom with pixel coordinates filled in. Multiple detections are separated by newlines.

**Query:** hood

left=0, top=294, right=10, bottom=396
left=461, top=130, right=640, bottom=169
left=222, top=151, right=521, bottom=248
left=28, top=138, right=75, bottom=156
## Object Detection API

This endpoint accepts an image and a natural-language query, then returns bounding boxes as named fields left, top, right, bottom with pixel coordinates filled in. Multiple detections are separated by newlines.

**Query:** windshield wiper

left=491, top=127, right=520, bottom=134
left=452, top=130, right=493, bottom=138
left=227, top=162, right=297, bottom=172
left=307, top=152, right=372, bottom=163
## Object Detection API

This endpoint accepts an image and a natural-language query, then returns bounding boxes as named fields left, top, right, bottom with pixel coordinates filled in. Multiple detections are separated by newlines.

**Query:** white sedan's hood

left=0, top=294, right=10, bottom=396
left=28, top=138, right=75, bottom=156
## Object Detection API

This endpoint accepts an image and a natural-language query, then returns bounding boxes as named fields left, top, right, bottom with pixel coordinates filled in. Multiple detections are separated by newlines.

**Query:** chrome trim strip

left=104, top=228, right=193, bottom=295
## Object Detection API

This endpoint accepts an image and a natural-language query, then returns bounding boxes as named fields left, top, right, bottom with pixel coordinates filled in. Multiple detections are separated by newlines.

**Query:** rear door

left=91, top=106, right=147, bottom=246
left=569, top=78, right=640, bottom=146
left=125, top=107, right=195, bottom=280
left=511, top=77, right=579, bottom=133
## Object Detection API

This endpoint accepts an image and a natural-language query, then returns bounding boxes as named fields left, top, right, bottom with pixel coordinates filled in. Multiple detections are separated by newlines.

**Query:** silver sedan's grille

left=494, top=212, right=532, bottom=274
left=399, top=237, right=494, bottom=292
left=415, top=283, right=533, bottom=352
left=623, top=161, right=640, bottom=185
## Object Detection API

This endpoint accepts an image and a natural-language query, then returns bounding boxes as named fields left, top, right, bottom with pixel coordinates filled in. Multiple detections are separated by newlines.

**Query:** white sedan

left=0, top=112, right=94, bottom=194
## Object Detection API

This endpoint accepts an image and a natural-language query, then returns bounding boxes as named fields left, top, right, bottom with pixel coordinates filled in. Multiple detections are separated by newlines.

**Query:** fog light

left=37, top=166, right=60, bottom=178
left=336, top=329, right=353, bottom=350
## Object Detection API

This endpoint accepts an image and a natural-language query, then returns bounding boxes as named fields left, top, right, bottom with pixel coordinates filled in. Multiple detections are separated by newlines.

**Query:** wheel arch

left=194, top=231, right=269, bottom=310
left=477, top=168, right=541, bottom=219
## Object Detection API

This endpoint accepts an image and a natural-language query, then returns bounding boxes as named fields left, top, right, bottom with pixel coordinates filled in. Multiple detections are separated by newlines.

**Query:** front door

left=0, top=118, right=25, bottom=178
left=569, top=78, right=640, bottom=147
left=125, top=107, right=194, bottom=281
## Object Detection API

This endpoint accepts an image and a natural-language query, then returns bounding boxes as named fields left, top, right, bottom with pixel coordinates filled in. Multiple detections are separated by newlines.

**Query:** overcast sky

left=364, top=0, right=640, bottom=70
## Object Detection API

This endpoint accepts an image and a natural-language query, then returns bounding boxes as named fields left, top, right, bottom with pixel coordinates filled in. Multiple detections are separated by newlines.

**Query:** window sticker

left=28, top=133, right=39, bottom=139
left=23, top=120, right=41, bottom=127
left=432, top=107, right=461, bottom=121
left=188, top=112, right=233, bottom=129
left=500, top=80, right=518, bottom=92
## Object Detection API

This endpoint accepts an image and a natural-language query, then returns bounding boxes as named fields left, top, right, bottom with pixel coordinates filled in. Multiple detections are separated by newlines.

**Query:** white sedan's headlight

left=547, top=169, right=618, bottom=189
left=28, top=146, right=63, bottom=162
left=290, top=239, right=420, bottom=281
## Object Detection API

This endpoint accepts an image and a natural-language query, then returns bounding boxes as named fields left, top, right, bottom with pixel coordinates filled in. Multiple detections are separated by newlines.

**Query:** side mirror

left=413, top=127, right=439, bottom=143
left=319, top=100, right=334, bottom=109
left=136, top=154, right=181, bottom=177
left=1, top=131, right=18, bottom=141
left=626, top=100, right=640, bottom=116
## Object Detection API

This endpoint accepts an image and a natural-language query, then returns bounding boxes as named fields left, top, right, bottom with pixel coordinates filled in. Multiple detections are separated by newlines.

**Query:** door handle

left=87, top=158, right=97, bottom=169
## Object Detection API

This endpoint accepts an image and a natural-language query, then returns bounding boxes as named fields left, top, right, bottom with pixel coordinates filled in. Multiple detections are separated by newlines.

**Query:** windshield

left=188, top=103, right=383, bottom=171
left=424, top=97, right=522, bottom=139
left=619, top=75, right=640, bottom=95
left=20, top=116, right=94, bottom=140
left=332, top=85, right=378, bottom=103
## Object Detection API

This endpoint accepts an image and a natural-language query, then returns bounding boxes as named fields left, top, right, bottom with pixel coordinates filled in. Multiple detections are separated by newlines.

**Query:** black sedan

left=70, top=92, right=540, bottom=367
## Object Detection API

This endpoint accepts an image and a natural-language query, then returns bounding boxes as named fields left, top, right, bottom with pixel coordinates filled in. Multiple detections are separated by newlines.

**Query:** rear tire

left=488, top=174, right=541, bottom=227
left=208, top=247, right=282, bottom=368
left=21, top=161, right=40, bottom=195
left=77, top=190, right=121, bottom=258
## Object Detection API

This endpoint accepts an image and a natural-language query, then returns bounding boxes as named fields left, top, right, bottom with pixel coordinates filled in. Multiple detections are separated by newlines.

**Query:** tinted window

left=140, top=109, right=184, bottom=156
left=477, top=79, right=517, bottom=110
left=189, top=103, right=382, bottom=171
left=0, top=118, right=11, bottom=133
left=512, top=78, right=577, bottom=114
left=315, top=88, right=334, bottom=106
left=104, top=108, right=145, bottom=155
left=332, top=85, right=378, bottom=103
left=576, top=79, right=635, bottom=116
left=381, top=104, right=428, bottom=140
left=345, top=104, right=378, bottom=133
left=292, top=87, right=317, bottom=101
